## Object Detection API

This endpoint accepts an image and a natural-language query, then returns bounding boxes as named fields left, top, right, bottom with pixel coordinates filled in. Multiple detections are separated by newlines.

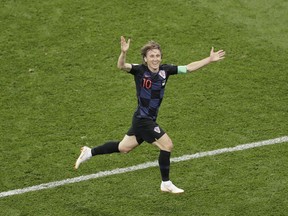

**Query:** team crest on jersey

left=159, top=70, right=166, bottom=79
left=154, top=126, right=161, bottom=134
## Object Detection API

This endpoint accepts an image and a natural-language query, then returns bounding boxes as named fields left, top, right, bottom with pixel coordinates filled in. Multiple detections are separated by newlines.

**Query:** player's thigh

left=153, top=133, right=173, bottom=152
left=119, top=135, right=139, bottom=153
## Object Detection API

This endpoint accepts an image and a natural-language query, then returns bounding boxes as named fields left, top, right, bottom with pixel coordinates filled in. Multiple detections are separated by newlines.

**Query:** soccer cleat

left=74, top=146, right=92, bottom=169
left=160, top=181, right=184, bottom=194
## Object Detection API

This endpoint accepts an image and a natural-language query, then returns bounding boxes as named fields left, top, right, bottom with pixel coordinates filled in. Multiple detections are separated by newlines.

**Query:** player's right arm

left=117, top=36, right=132, bottom=72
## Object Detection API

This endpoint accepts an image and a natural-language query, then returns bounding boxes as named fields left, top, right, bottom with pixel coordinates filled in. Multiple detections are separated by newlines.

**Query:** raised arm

left=186, top=47, right=225, bottom=73
left=117, top=36, right=132, bottom=72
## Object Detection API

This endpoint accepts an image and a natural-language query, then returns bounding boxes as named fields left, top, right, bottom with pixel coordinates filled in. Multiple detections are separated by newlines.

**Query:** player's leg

left=91, top=134, right=139, bottom=155
left=74, top=115, right=142, bottom=169
left=74, top=141, right=120, bottom=169
left=74, top=135, right=139, bottom=169
left=153, top=133, right=184, bottom=194
left=118, top=135, right=140, bottom=153
left=153, top=133, right=173, bottom=182
left=153, top=133, right=173, bottom=152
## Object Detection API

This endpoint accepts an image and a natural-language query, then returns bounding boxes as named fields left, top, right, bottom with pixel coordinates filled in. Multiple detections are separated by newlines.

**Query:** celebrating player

left=75, top=36, right=225, bottom=193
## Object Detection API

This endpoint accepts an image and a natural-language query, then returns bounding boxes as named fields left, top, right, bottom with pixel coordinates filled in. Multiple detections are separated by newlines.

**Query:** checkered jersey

left=129, top=64, right=178, bottom=120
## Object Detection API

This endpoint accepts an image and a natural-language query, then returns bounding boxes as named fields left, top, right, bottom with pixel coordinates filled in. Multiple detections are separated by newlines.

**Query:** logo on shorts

left=154, top=126, right=161, bottom=134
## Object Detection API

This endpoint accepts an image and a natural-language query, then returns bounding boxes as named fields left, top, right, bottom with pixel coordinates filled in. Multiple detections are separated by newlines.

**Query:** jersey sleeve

left=162, top=64, right=178, bottom=76
left=128, top=64, right=141, bottom=75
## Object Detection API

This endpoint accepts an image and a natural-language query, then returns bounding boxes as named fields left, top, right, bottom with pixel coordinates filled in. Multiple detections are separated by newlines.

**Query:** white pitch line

left=1, top=136, right=288, bottom=198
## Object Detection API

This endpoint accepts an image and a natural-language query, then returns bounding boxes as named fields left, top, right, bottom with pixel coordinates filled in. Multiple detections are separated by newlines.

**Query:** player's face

left=144, top=49, right=162, bottom=72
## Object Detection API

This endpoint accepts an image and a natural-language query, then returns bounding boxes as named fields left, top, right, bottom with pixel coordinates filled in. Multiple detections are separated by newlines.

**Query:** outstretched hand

left=210, top=47, right=225, bottom=62
left=120, top=36, right=130, bottom=53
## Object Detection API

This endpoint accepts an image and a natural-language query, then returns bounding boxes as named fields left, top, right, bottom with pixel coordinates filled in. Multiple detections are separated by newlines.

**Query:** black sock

left=158, top=150, right=171, bottom=182
left=91, top=141, right=120, bottom=156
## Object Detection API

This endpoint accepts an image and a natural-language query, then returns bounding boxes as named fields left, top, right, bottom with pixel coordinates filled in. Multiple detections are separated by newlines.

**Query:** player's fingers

left=219, top=51, right=225, bottom=57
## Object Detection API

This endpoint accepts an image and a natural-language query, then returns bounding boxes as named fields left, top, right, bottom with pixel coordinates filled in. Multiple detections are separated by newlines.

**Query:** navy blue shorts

left=126, top=115, right=165, bottom=144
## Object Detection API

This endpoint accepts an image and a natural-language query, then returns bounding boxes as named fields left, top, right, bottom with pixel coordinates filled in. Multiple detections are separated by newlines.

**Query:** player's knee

left=118, top=145, right=132, bottom=153
left=118, top=142, right=136, bottom=153
left=118, top=135, right=138, bottom=153
left=164, top=135, right=173, bottom=150
left=154, top=134, right=174, bottom=152
left=166, top=141, right=174, bottom=151
left=159, top=140, right=173, bottom=152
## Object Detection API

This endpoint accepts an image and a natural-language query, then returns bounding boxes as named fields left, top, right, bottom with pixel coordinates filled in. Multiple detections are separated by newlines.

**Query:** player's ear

left=144, top=56, right=147, bottom=63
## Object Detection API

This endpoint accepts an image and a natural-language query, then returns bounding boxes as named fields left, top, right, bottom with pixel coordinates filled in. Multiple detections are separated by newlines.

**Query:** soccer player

left=75, top=36, right=225, bottom=193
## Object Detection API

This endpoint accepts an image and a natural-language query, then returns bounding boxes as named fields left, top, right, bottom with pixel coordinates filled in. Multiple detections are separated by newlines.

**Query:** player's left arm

left=185, top=47, right=225, bottom=73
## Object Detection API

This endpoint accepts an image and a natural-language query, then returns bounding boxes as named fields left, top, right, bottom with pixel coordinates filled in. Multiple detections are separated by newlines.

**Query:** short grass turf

left=0, top=0, right=287, bottom=215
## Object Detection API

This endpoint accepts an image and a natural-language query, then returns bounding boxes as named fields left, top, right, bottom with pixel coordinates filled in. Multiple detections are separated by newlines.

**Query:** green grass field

left=1, top=0, right=287, bottom=215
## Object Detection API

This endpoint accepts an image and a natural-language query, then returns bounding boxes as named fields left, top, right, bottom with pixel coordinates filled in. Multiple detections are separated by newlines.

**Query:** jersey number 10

left=142, top=78, right=152, bottom=89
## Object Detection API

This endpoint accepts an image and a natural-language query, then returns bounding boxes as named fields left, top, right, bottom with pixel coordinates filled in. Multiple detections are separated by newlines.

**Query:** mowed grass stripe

left=1, top=136, right=287, bottom=198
